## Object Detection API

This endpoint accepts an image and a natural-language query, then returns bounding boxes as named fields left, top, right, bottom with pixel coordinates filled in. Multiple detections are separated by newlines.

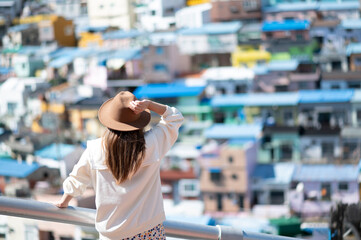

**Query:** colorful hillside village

left=1, top=0, right=361, bottom=239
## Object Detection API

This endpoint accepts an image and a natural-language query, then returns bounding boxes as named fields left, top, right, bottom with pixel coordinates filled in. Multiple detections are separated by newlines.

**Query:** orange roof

left=160, top=169, right=196, bottom=180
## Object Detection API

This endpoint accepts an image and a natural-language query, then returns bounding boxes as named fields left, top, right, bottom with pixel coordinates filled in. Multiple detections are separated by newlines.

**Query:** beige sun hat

left=98, top=91, right=150, bottom=131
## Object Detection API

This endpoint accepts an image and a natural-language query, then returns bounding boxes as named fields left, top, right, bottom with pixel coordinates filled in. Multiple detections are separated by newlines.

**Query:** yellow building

left=78, top=32, right=103, bottom=48
left=13, top=14, right=56, bottom=25
left=231, top=46, right=271, bottom=68
left=38, top=16, right=76, bottom=47
left=187, top=0, right=210, bottom=6
left=13, top=15, right=76, bottom=47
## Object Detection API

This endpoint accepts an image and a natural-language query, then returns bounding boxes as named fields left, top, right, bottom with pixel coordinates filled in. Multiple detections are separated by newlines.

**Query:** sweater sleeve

left=150, top=106, right=184, bottom=159
left=63, top=148, right=92, bottom=197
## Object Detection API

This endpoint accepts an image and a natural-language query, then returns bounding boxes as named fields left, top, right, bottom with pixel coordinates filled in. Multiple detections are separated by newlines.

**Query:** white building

left=175, top=3, right=211, bottom=29
left=52, top=0, right=87, bottom=19
left=177, top=21, right=242, bottom=55
left=87, top=0, right=135, bottom=30
left=0, top=77, right=49, bottom=131
left=135, top=0, right=185, bottom=31
left=202, top=66, right=255, bottom=96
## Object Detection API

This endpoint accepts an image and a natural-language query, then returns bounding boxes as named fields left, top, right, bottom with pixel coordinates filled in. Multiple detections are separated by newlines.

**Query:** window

left=151, top=10, right=156, bottom=16
left=348, top=82, right=361, bottom=89
left=165, top=7, right=175, bottom=15
left=7, top=102, right=17, bottom=115
left=231, top=174, right=238, bottom=180
left=153, top=63, right=168, bottom=72
left=283, top=110, right=293, bottom=125
left=321, top=183, right=331, bottom=201
left=338, top=182, right=348, bottom=191
left=235, top=85, right=247, bottom=93
left=24, top=85, right=32, bottom=91
left=280, top=144, right=293, bottom=160
left=331, top=61, right=342, bottom=71
left=266, top=32, right=273, bottom=38
left=275, top=85, right=288, bottom=92
left=238, top=194, right=244, bottom=209
left=270, top=191, right=284, bottom=204
left=242, top=0, right=258, bottom=10
left=64, top=26, right=73, bottom=36
left=354, top=57, right=361, bottom=66
left=229, top=6, right=239, bottom=14
left=298, top=82, right=308, bottom=90
left=342, top=142, right=358, bottom=159
left=80, top=2, right=87, bottom=15
left=217, top=193, right=223, bottom=210
left=296, top=33, right=304, bottom=41
left=357, top=110, right=361, bottom=124
left=214, top=111, right=225, bottom=123
left=179, top=179, right=200, bottom=197
left=284, top=17, right=295, bottom=21
left=156, top=47, right=164, bottom=55
left=321, top=142, right=334, bottom=159
left=228, top=156, right=233, bottom=163
left=210, top=169, right=222, bottom=182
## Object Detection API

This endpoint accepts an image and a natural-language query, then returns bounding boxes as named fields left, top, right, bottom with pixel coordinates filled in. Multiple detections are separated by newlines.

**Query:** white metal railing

left=0, top=196, right=305, bottom=240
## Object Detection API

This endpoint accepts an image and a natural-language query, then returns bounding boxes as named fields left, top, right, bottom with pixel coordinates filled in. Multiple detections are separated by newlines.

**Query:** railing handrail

left=0, top=196, right=304, bottom=240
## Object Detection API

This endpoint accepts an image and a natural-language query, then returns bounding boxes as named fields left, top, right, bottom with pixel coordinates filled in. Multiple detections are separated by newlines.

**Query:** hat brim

left=98, top=98, right=151, bottom=131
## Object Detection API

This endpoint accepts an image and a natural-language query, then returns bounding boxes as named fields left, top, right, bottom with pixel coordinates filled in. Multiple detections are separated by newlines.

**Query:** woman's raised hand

left=129, top=100, right=149, bottom=114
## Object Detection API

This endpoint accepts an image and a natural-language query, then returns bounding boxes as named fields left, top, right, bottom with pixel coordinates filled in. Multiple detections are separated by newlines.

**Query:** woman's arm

left=55, top=193, right=73, bottom=208
left=129, top=100, right=167, bottom=116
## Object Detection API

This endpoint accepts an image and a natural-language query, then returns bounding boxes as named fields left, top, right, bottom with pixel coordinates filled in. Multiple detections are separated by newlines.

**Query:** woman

left=56, top=91, right=184, bottom=240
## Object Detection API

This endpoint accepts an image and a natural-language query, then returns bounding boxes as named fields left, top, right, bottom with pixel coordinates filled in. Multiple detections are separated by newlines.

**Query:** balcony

left=0, top=196, right=305, bottom=240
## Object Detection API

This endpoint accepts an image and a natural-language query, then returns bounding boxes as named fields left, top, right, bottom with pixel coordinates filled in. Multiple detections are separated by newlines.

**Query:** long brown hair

left=102, top=128, right=146, bottom=184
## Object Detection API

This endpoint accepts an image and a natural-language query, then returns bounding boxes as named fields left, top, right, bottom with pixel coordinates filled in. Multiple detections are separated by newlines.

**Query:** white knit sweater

left=63, top=106, right=184, bottom=239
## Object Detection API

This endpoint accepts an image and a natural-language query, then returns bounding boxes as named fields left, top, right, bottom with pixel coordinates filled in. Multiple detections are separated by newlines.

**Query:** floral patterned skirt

left=122, top=223, right=166, bottom=240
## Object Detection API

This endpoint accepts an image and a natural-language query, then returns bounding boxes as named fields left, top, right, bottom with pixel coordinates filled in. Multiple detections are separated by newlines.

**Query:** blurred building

left=175, top=3, right=211, bottom=29
left=289, top=164, right=359, bottom=218
left=134, top=0, right=185, bottom=31
left=177, top=21, right=242, bottom=72
left=199, top=140, right=258, bottom=213
left=142, top=32, right=191, bottom=83
left=87, top=0, right=135, bottom=30
left=210, top=0, right=262, bottom=22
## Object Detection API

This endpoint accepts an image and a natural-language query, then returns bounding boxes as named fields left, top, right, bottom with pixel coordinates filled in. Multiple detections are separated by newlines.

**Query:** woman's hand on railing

left=54, top=193, right=73, bottom=208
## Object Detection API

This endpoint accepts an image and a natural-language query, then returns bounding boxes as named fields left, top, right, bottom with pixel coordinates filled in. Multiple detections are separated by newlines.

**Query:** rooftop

left=102, top=29, right=144, bottom=40
left=149, top=32, right=177, bottom=45
left=7, top=23, right=34, bottom=32
left=341, top=19, right=361, bottom=29
left=263, top=2, right=318, bottom=12
left=263, top=1, right=359, bottom=12
left=267, top=59, right=299, bottom=72
left=178, top=21, right=242, bottom=35
left=252, top=163, right=296, bottom=184
left=346, top=43, right=361, bottom=56
left=202, top=67, right=254, bottom=81
left=204, top=124, right=262, bottom=140
left=211, top=92, right=299, bottom=107
left=292, top=164, right=358, bottom=182
left=298, top=89, right=354, bottom=103
left=262, top=20, right=310, bottom=32
left=134, top=82, right=205, bottom=99
left=0, top=158, right=40, bottom=178
left=35, top=143, right=77, bottom=160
